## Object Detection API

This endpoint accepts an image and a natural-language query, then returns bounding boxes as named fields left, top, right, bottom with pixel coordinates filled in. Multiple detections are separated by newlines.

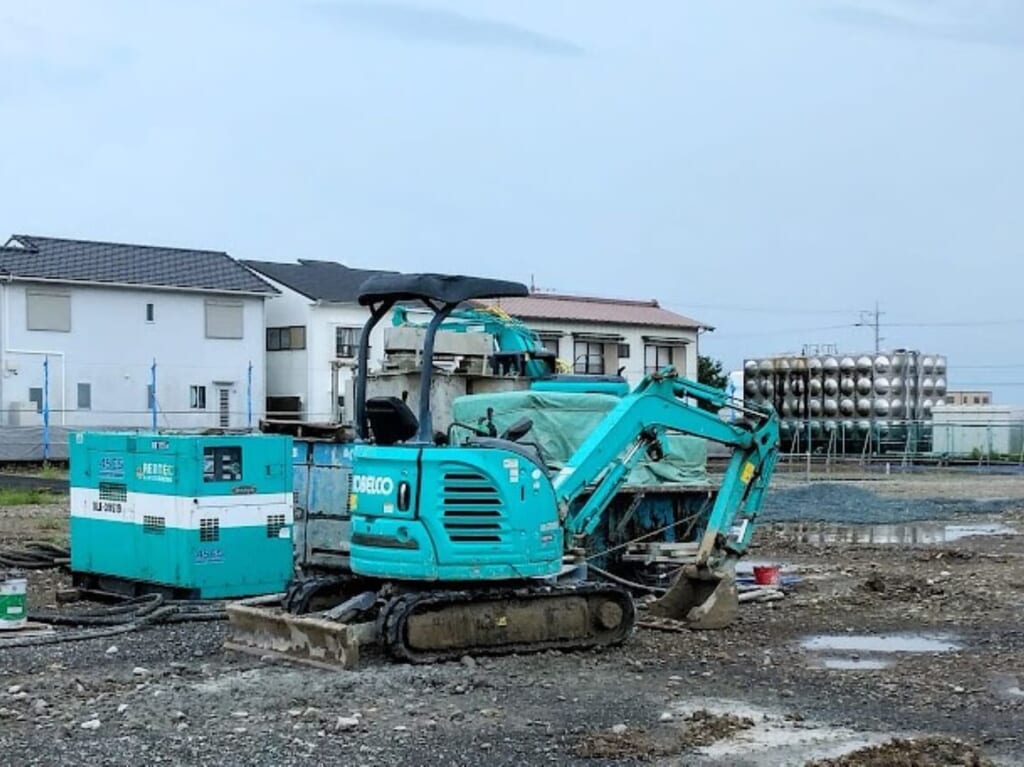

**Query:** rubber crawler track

left=380, top=581, right=637, bottom=664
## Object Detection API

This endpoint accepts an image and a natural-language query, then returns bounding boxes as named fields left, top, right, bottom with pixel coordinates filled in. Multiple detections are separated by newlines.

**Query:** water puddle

left=800, top=632, right=962, bottom=653
left=777, top=521, right=1016, bottom=546
left=811, top=657, right=893, bottom=670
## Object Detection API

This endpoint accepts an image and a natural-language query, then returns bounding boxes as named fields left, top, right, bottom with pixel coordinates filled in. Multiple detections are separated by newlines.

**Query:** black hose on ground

left=0, top=591, right=229, bottom=648
left=0, top=541, right=70, bottom=570
left=0, top=605, right=182, bottom=649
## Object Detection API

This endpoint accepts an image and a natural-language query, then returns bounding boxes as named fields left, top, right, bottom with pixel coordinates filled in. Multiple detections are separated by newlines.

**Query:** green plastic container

left=0, top=577, right=27, bottom=630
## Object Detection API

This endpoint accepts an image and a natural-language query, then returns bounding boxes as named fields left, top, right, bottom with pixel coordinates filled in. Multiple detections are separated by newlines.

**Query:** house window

left=190, top=385, right=207, bottom=409
left=204, top=299, right=244, bottom=339
left=617, top=343, right=630, bottom=359
left=29, top=387, right=43, bottom=413
left=540, top=338, right=559, bottom=356
left=645, top=344, right=674, bottom=374
left=77, top=383, right=91, bottom=410
left=336, top=327, right=359, bottom=358
left=573, top=340, right=605, bottom=375
left=146, top=303, right=155, bottom=322
left=26, top=290, right=71, bottom=332
left=267, top=326, right=306, bottom=351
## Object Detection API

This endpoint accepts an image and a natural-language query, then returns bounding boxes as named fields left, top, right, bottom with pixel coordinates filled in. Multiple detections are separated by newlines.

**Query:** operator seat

left=365, top=396, right=419, bottom=445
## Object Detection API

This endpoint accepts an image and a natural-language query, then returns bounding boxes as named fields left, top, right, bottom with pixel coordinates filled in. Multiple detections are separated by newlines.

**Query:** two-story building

left=0, top=234, right=276, bottom=431
left=245, top=259, right=709, bottom=422
left=472, top=292, right=710, bottom=386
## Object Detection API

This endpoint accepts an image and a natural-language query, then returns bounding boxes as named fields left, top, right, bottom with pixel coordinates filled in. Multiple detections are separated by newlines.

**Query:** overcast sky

left=2, top=1, right=1022, bottom=400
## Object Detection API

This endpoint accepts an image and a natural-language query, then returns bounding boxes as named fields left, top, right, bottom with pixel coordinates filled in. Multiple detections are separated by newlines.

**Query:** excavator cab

left=348, top=273, right=569, bottom=583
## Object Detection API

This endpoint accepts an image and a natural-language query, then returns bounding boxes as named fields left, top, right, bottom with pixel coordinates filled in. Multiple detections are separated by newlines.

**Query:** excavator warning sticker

left=740, top=461, right=755, bottom=484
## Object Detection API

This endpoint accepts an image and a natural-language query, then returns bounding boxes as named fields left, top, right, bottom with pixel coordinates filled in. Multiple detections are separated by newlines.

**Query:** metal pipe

left=416, top=302, right=458, bottom=443
left=353, top=301, right=393, bottom=440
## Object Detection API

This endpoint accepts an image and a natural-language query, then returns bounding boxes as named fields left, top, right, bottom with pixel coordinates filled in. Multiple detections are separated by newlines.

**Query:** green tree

left=697, top=355, right=729, bottom=411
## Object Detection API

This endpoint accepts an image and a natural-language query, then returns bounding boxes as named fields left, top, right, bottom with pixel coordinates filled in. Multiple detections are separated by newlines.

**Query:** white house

left=471, top=292, right=710, bottom=386
left=245, top=259, right=710, bottom=422
left=241, top=259, right=393, bottom=422
left=0, top=234, right=276, bottom=431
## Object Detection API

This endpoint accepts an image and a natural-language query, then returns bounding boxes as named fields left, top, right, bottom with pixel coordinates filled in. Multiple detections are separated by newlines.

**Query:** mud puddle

left=808, top=657, right=892, bottom=671
left=800, top=633, right=962, bottom=654
left=775, top=521, right=1016, bottom=546
left=800, top=632, right=961, bottom=675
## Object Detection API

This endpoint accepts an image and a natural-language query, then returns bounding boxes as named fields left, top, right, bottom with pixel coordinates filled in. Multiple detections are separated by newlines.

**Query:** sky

left=1, top=0, right=1023, bottom=400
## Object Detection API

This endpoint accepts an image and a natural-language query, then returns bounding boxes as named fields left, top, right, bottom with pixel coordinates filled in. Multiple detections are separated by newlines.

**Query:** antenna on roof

left=527, top=274, right=559, bottom=294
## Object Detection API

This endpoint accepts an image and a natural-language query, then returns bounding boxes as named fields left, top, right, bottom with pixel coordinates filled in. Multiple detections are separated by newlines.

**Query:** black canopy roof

left=358, top=272, right=528, bottom=307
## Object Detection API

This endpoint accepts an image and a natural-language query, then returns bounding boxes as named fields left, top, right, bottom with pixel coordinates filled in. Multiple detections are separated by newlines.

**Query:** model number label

left=98, top=457, right=125, bottom=479
left=91, top=501, right=123, bottom=514
left=351, top=475, right=394, bottom=495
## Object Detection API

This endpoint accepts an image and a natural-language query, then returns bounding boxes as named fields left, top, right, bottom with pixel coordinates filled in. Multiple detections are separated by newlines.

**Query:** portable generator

left=69, top=431, right=295, bottom=599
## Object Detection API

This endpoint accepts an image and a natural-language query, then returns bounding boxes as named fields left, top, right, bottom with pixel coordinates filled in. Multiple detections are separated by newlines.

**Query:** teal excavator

left=226, top=272, right=779, bottom=666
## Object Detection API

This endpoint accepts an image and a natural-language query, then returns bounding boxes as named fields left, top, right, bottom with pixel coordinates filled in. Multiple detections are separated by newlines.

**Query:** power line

left=660, top=301, right=857, bottom=316
left=855, top=302, right=884, bottom=353
left=706, top=323, right=855, bottom=339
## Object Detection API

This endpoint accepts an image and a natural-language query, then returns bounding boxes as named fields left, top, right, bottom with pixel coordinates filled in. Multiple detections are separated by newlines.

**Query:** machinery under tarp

left=449, top=390, right=710, bottom=487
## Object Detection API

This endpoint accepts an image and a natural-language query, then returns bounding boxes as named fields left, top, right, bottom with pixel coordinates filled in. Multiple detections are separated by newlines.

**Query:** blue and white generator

left=69, top=431, right=295, bottom=599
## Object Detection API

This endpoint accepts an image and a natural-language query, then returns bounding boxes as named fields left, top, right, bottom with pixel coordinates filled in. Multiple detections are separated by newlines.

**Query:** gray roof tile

left=0, top=235, right=277, bottom=295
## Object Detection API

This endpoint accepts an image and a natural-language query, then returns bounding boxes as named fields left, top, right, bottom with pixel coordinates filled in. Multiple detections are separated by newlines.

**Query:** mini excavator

left=226, top=272, right=779, bottom=665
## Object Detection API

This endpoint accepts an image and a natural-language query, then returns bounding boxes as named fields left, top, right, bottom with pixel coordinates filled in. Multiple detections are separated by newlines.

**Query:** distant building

left=945, top=390, right=992, bottom=406
left=0, top=234, right=276, bottom=430
left=475, top=293, right=710, bottom=386
left=932, top=403, right=1024, bottom=458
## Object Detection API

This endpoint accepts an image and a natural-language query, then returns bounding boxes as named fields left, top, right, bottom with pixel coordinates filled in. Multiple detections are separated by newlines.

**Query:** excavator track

left=379, top=581, right=637, bottom=664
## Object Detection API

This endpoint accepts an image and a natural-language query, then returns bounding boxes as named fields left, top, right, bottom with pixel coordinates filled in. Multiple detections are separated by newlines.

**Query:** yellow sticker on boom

left=740, top=461, right=755, bottom=484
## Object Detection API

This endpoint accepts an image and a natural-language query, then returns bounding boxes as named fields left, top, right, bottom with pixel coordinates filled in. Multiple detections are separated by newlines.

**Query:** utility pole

left=856, top=302, right=884, bottom=352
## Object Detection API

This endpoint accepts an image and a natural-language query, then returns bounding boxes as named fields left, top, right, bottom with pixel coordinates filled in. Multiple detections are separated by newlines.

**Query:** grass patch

left=0, top=489, right=66, bottom=505
left=34, top=464, right=68, bottom=480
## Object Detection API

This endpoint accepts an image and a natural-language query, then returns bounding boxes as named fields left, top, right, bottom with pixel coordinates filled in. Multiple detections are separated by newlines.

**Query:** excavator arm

left=554, top=367, right=779, bottom=570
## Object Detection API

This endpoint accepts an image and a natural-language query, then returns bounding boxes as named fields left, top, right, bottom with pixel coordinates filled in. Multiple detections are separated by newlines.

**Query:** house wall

left=258, top=280, right=389, bottom=422
left=306, top=303, right=388, bottom=423
left=518, top=318, right=699, bottom=385
left=260, top=276, right=312, bottom=418
left=0, top=281, right=266, bottom=429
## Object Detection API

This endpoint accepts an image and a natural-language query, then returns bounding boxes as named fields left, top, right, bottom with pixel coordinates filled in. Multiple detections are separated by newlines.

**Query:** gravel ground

left=2, top=473, right=1023, bottom=766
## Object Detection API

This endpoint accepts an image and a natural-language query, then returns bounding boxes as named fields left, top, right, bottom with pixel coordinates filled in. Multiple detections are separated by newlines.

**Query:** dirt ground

left=2, top=471, right=1023, bottom=766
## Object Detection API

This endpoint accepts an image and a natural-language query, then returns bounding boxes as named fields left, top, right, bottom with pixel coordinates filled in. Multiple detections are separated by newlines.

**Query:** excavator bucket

left=644, top=564, right=738, bottom=630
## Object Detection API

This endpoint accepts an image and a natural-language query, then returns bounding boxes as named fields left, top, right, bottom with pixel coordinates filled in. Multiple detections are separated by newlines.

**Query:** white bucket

left=0, top=577, right=28, bottom=630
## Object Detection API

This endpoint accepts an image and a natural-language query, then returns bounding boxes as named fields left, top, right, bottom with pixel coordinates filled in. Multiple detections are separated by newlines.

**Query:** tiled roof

left=243, top=259, right=396, bottom=303
left=472, top=293, right=710, bottom=330
left=0, top=235, right=276, bottom=295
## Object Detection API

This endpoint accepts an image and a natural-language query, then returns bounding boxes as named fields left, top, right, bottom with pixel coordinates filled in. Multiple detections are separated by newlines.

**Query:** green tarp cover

left=449, top=390, right=709, bottom=486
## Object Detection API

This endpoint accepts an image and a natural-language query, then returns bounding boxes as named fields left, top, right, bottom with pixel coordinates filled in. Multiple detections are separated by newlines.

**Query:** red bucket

left=753, top=565, right=781, bottom=586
